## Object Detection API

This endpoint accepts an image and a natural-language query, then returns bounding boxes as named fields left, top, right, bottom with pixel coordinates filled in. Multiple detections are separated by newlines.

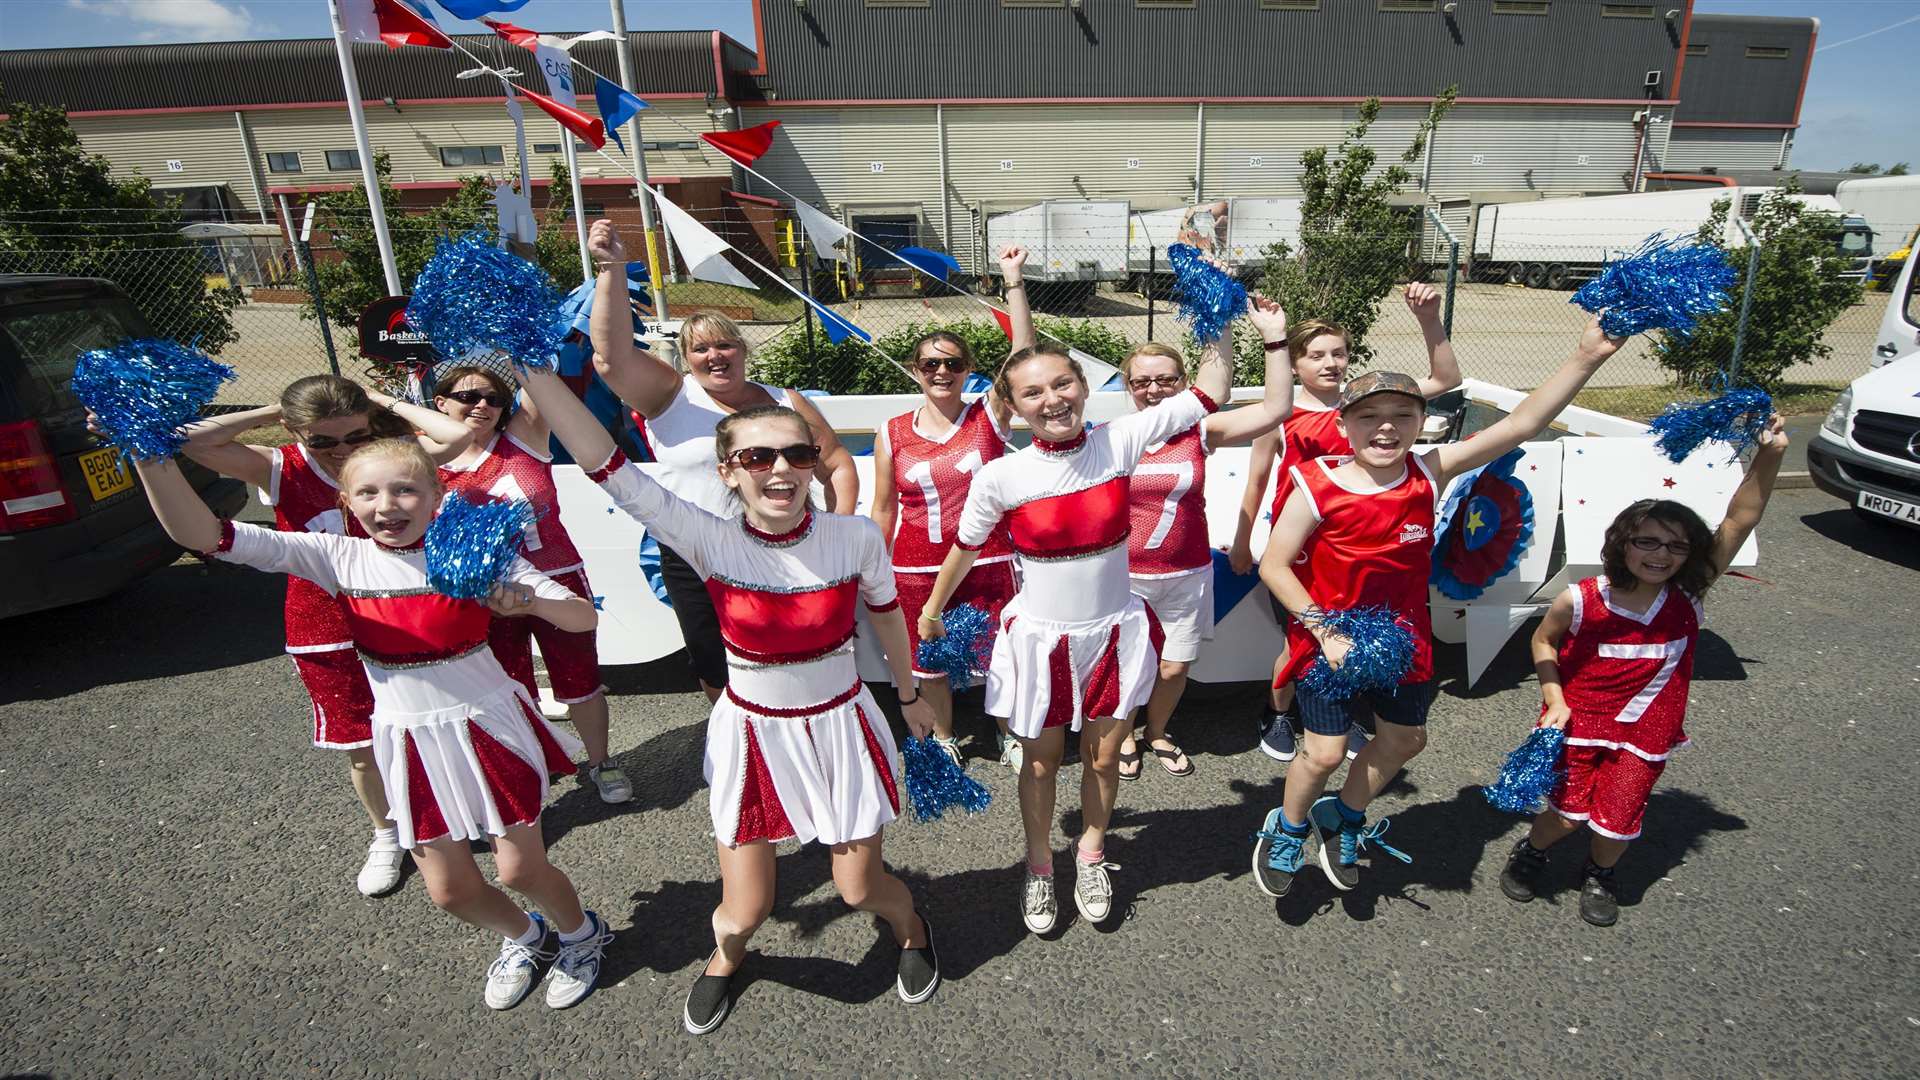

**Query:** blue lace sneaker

left=1251, top=808, right=1309, bottom=898
left=1309, top=794, right=1410, bottom=891
left=483, top=913, right=553, bottom=1010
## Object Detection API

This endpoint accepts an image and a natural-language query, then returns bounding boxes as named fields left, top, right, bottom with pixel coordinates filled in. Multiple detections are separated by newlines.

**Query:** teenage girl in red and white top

left=431, top=363, right=627, bottom=807
left=179, top=375, right=472, bottom=898
left=1229, top=285, right=1461, bottom=764
left=918, top=295, right=1292, bottom=936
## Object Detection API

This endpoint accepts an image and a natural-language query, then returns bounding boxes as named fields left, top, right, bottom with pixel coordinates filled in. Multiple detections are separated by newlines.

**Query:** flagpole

left=608, top=0, right=674, bottom=322
left=559, top=127, right=594, bottom=285
left=328, top=0, right=403, bottom=297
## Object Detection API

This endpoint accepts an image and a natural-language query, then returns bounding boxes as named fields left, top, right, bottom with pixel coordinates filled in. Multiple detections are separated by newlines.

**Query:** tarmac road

left=2, top=488, right=1917, bottom=1079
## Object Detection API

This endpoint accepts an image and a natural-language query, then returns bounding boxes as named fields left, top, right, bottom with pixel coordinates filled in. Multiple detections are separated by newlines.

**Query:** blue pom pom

left=425, top=494, right=538, bottom=600
left=406, top=232, right=567, bottom=370
left=1648, top=386, right=1773, bottom=463
left=1570, top=234, right=1736, bottom=339
left=1483, top=726, right=1567, bottom=814
left=70, top=339, right=235, bottom=459
left=1168, top=242, right=1249, bottom=342
left=913, top=603, right=995, bottom=692
left=1299, top=605, right=1417, bottom=702
left=900, top=736, right=993, bottom=823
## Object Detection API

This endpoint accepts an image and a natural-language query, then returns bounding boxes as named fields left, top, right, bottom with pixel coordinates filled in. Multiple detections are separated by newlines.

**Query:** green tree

left=532, top=158, right=590, bottom=289
left=0, top=92, right=240, bottom=351
left=1843, top=162, right=1882, bottom=175
left=1887, top=163, right=1911, bottom=176
left=1258, top=88, right=1457, bottom=371
left=1655, top=181, right=1863, bottom=391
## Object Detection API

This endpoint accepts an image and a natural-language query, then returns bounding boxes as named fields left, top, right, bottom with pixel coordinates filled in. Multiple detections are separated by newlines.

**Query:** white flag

left=792, top=201, right=853, bottom=263
left=535, top=41, right=577, bottom=106
left=339, top=0, right=379, bottom=44
left=653, top=192, right=757, bottom=289
left=541, top=30, right=619, bottom=51
left=1068, top=348, right=1122, bottom=391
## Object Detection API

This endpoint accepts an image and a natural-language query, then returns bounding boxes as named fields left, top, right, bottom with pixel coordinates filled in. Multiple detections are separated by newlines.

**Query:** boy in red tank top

left=1250, top=319, right=1623, bottom=900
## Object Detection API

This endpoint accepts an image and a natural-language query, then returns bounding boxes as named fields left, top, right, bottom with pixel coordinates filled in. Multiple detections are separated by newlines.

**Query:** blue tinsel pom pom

left=1299, top=605, right=1417, bottom=702
left=900, top=737, right=993, bottom=823
left=70, top=339, right=235, bottom=459
left=1648, top=386, right=1773, bottom=463
left=1570, top=234, right=1736, bottom=339
left=913, top=603, right=994, bottom=692
left=406, top=232, right=567, bottom=370
left=424, top=494, right=537, bottom=600
left=1168, top=242, right=1249, bottom=342
left=1483, top=726, right=1567, bottom=814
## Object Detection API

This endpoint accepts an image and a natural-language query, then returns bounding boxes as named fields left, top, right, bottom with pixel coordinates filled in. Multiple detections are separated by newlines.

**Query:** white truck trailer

left=1125, top=198, right=1303, bottom=282
left=1471, top=187, right=1875, bottom=289
left=1834, top=174, right=1920, bottom=279
left=984, top=200, right=1130, bottom=285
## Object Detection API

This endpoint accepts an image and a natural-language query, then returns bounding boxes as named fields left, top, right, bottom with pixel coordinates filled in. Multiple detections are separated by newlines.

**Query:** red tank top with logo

left=885, top=400, right=1012, bottom=573
left=437, top=431, right=584, bottom=575
left=1127, top=423, right=1211, bottom=577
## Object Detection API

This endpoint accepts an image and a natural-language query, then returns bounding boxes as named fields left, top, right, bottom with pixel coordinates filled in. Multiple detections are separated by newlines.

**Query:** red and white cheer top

left=1276, top=453, right=1439, bottom=686
left=957, top=388, right=1216, bottom=624
left=1269, top=400, right=1348, bottom=525
left=1554, top=577, right=1701, bottom=761
left=438, top=431, right=583, bottom=575
left=882, top=399, right=1013, bottom=573
left=1128, top=424, right=1212, bottom=579
left=263, top=443, right=363, bottom=654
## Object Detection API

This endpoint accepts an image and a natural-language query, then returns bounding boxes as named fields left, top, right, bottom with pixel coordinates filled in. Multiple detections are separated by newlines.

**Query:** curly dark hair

left=1600, top=499, right=1718, bottom=599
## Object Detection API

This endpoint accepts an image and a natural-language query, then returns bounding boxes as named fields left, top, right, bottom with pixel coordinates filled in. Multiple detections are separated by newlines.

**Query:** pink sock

left=1027, top=860, right=1053, bottom=877
left=1076, top=844, right=1104, bottom=865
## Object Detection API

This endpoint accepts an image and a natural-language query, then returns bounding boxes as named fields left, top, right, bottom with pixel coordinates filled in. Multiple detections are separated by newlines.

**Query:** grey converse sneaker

left=1021, top=865, right=1057, bottom=935
left=1072, top=856, right=1115, bottom=924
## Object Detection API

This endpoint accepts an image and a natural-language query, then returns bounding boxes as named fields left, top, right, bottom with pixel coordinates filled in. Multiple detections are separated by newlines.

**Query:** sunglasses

left=445, top=389, right=510, bottom=408
left=917, top=355, right=969, bottom=374
left=726, top=444, right=821, bottom=473
left=302, top=429, right=376, bottom=451
left=1128, top=375, right=1185, bottom=390
left=1628, top=536, right=1693, bottom=556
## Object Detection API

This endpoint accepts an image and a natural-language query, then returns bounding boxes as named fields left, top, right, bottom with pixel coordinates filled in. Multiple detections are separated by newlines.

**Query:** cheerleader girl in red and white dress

left=179, top=375, right=473, bottom=897
left=431, top=363, right=629, bottom=806
left=1229, top=284, right=1462, bottom=764
left=515, top=364, right=940, bottom=1036
left=1500, top=415, right=1787, bottom=927
left=870, top=247, right=1026, bottom=772
left=917, top=305, right=1293, bottom=935
left=130, top=437, right=610, bottom=1011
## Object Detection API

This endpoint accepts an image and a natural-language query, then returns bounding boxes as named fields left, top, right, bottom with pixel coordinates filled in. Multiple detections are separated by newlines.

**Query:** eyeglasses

left=1628, top=536, right=1693, bottom=556
left=1128, top=375, right=1185, bottom=390
left=302, top=429, right=376, bottom=451
left=917, top=355, right=969, bottom=374
left=726, top=444, right=821, bottom=472
left=445, top=389, right=510, bottom=408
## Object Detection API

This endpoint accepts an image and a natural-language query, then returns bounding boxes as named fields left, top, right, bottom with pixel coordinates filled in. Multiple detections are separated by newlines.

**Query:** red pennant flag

left=990, top=307, right=1013, bottom=340
left=701, top=121, right=781, bottom=167
left=480, top=16, right=541, bottom=49
left=520, top=86, right=606, bottom=150
left=372, top=0, right=451, bottom=49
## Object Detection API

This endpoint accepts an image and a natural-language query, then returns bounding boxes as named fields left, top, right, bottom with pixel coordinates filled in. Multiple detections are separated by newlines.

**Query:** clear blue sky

left=3, top=0, right=1913, bottom=172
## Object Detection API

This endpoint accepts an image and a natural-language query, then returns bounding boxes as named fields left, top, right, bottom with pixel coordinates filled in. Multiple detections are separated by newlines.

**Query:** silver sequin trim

left=707, top=572, right=857, bottom=594
left=343, top=586, right=438, bottom=599
left=357, top=640, right=489, bottom=669
left=1016, top=536, right=1128, bottom=563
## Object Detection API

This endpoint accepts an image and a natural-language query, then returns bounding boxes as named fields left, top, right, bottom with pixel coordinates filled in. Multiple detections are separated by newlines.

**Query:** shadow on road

left=1799, top=507, right=1920, bottom=570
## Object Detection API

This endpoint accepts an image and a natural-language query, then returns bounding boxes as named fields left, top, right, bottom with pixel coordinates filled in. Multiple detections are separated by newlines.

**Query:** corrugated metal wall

left=1426, top=105, right=1650, bottom=197
left=1202, top=104, right=1430, bottom=198
left=70, top=112, right=262, bottom=211
left=738, top=104, right=945, bottom=240
left=1663, top=128, right=1788, bottom=172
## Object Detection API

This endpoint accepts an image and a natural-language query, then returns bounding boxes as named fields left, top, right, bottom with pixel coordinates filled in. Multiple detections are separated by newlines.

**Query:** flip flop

left=1117, top=739, right=1143, bottom=782
left=1149, top=741, right=1194, bottom=778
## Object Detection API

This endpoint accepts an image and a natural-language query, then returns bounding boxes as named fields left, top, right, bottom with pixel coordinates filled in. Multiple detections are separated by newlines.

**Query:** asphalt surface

left=3, top=488, right=1917, bottom=1079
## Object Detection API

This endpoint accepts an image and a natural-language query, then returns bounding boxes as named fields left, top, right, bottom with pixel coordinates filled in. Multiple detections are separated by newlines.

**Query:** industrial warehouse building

left=0, top=0, right=1818, bottom=271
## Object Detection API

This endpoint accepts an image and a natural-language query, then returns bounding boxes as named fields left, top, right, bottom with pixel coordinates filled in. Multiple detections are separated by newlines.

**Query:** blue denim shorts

left=1296, top=679, right=1435, bottom=737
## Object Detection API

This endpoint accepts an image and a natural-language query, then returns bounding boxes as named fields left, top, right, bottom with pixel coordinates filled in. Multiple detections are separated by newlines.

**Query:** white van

left=1807, top=250, right=1920, bottom=526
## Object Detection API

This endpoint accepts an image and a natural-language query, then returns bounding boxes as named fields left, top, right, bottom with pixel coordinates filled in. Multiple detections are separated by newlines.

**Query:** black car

left=0, top=275, right=248, bottom=619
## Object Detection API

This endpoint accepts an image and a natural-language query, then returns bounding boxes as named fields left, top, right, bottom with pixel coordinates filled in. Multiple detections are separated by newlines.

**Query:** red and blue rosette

left=1431, top=448, right=1535, bottom=601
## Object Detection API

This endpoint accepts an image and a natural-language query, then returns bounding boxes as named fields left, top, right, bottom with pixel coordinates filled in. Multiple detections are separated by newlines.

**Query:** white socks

left=370, top=826, right=399, bottom=851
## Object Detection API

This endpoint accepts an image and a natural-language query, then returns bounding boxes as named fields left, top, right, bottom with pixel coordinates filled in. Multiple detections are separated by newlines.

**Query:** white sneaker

left=483, top=916, right=553, bottom=1011
left=1021, top=866, right=1057, bottom=935
left=545, top=911, right=613, bottom=1009
left=1073, top=857, right=1115, bottom=925
left=586, top=763, right=634, bottom=805
left=999, top=734, right=1024, bottom=773
left=355, top=841, right=404, bottom=897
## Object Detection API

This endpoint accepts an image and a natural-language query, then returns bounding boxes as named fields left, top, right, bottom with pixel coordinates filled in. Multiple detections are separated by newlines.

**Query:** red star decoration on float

left=1662, top=477, right=1677, bottom=488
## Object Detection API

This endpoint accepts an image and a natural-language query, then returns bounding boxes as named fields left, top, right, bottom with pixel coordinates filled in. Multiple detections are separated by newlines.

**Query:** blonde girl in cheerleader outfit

left=517, top=365, right=941, bottom=1036
left=918, top=294, right=1293, bottom=936
left=129, top=436, right=610, bottom=1012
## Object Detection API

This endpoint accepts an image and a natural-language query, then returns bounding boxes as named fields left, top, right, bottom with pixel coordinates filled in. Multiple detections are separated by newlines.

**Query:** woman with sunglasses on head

left=432, top=365, right=628, bottom=807
left=869, top=245, right=1025, bottom=772
left=178, top=374, right=473, bottom=897
left=584, top=219, right=858, bottom=705
left=917, top=282, right=1293, bottom=935
left=1110, top=289, right=1292, bottom=783
left=514, top=363, right=940, bottom=1035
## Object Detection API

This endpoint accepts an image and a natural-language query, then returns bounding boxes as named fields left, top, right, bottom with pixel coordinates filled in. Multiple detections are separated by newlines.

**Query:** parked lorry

left=1833, top=174, right=1920, bottom=281
left=983, top=200, right=1130, bottom=285
left=1125, top=198, right=1303, bottom=284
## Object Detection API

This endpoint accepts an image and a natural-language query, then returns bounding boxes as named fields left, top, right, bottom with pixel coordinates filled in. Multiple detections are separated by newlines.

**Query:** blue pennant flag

left=808, top=299, right=871, bottom=345
left=431, top=0, right=532, bottom=18
left=594, top=76, right=649, bottom=152
left=1209, top=548, right=1262, bottom=624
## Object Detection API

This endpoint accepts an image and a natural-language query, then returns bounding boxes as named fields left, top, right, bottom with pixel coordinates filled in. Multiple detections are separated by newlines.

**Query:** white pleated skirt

left=705, top=679, right=902, bottom=849
left=985, top=592, right=1165, bottom=740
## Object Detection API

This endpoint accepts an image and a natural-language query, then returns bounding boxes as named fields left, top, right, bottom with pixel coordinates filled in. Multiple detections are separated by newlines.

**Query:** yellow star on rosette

left=1465, top=507, right=1486, bottom=536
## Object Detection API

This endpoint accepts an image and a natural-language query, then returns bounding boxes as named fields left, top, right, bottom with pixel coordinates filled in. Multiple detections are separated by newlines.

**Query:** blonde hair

left=714, top=405, right=814, bottom=461
left=1288, top=319, right=1351, bottom=359
left=280, top=374, right=409, bottom=438
left=1121, top=342, right=1186, bottom=382
left=680, top=312, right=748, bottom=354
left=994, top=343, right=1087, bottom=402
left=338, top=438, right=441, bottom=493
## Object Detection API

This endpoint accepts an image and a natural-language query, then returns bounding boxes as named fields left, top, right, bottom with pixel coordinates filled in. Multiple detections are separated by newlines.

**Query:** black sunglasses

left=726, top=444, right=821, bottom=473
left=445, top=389, right=510, bottom=408
left=917, top=355, right=969, bottom=374
left=303, top=429, right=376, bottom=451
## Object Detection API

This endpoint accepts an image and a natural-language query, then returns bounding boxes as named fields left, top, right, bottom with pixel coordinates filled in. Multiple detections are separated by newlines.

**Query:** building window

left=1262, top=0, right=1320, bottom=8
left=1493, top=1, right=1550, bottom=14
left=648, top=140, right=701, bottom=151
left=1138, top=0, right=1197, bottom=7
left=533, top=142, right=560, bottom=154
left=1379, top=0, right=1437, bottom=12
left=1746, top=45, right=1791, bottom=59
left=865, top=0, right=928, bottom=6
left=439, top=145, right=505, bottom=167
left=1002, top=0, right=1066, bottom=7
left=323, top=149, right=359, bottom=171
left=1600, top=4, right=1655, bottom=17
left=583, top=203, right=606, bottom=215
left=1685, top=43, right=1709, bottom=56
left=265, top=151, right=301, bottom=174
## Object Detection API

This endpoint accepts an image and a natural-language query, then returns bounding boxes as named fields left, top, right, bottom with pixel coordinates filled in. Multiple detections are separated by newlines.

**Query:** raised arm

left=586, top=219, right=684, bottom=419
left=998, top=244, right=1036, bottom=354
left=1228, top=429, right=1281, bottom=574
left=786, top=390, right=859, bottom=514
left=516, top=365, right=616, bottom=475
left=502, top=384, right=551, bottom=455
left=367, top=388, right=473, bottom=465
left=870, top=422, right=899, bottom=551
left=1429, top=316, right=1622, bottom=488
left=1404, top=283, right=1463, bottom=398
left=132, top=456, right=227, bottom=554
left=178, top=405, right=279, bottom=489
left=1202, top=292, right=1294, bottom=448
left=1708, top=414, right=1787, bottom=579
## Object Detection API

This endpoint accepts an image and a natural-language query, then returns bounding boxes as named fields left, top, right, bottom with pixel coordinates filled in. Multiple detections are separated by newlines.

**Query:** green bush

left=749, top=314, right=1136, bottom=395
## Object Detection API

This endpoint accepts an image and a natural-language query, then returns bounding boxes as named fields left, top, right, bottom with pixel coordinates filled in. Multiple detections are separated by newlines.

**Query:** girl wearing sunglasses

left=870, top=251, right=1024, bottom=772
left=585, top=219, right=858, bottom=706
left=178, top=374, right=472, bottom=898
left=1501, top=414, right=1787, bottom=927
left=516, top=364, right=939, bottom=1035
left=432, top=365, right=629, bottom=808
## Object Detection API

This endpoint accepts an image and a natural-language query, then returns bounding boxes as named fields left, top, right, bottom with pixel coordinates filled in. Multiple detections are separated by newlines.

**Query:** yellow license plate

left=80, top=446, right=133, bottom=500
